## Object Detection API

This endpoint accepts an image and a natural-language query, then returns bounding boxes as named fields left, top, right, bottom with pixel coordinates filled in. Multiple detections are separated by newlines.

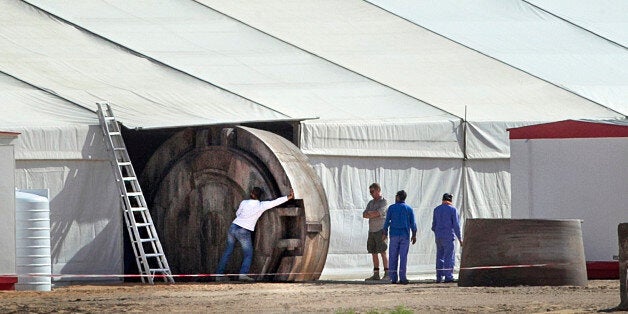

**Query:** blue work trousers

left=216, top=224, right=253, bottom=275
left=435, top=237, right=455, bottom=281
left=388, top=236, right=410, bottom=283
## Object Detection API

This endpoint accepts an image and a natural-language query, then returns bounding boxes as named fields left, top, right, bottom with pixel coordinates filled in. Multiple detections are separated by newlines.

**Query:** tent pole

left=461, top=106, right=468, bottom=221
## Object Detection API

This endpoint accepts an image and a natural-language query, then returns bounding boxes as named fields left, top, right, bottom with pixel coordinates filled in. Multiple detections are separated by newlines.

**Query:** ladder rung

left=104, top=116, right=115, bottom=121
left=149, top=268, right=171, bottom=273
left=144, top=253, right=164, bottom=258
left=123, top=176, right=137, bottom=181
left=109, top=132, right=121, bottom=136
left=130, top=207, right=148, bottom=212
left=135, top=222, right=151, bottom=227
left=126, top=192, right=143, bottom=197
left=118, top=162, right=132, bottom=166
left=114, top=147, right=126, bottom=151
left=139, top=238, right=157, bottom=243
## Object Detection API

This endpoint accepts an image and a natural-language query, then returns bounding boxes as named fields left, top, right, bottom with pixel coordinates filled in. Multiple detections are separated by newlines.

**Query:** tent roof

left=23, top=0, right=454, bottom=124
left=367, top=0, right=628, bottom=116
left=509, top=119, right=628, bottom=139
left=0, top=72, right=97, bottom=127
left=527, top=0, right=628, bottom=47
left=196, top=0, right=624, bottom=121
left=1, top=1, right=296, bottom=129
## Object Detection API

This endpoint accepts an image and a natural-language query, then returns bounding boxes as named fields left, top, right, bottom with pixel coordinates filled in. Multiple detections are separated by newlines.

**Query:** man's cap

left=442, top=193, right=453, bottom=201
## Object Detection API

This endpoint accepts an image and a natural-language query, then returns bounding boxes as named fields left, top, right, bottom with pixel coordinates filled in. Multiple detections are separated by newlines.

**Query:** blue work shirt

left=431, top=202, right=461, bottom=240
left=383, top=201, right=417, bottom=238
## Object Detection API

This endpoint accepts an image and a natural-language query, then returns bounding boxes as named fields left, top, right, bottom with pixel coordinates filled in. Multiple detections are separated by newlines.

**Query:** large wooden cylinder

left=459, top=219, right=587, bottom=287
left=140, top=126, right=330, bottom=281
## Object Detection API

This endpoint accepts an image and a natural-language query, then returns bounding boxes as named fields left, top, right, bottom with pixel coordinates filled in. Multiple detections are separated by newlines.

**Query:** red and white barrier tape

left=2, top=263, right=576, bottom=279
left=1, top=272, right=321, bottom=279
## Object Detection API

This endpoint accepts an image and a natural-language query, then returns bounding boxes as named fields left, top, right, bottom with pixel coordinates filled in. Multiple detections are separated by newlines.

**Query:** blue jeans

left=435, top=237, right=455, bottom=281
left=216, top=224, right=253, bottom=275
left=388, top=236, right=410, bottom=283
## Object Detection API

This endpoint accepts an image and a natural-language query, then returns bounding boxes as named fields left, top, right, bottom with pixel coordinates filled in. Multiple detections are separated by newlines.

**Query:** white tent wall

left=308, top=154, right=464, bottom=279
left=304, top=121, right=515, bottom=279
left=10, top=125, right=123, bottom=281
left=463, top=159, right=512, bottom=219
left=511, top=136, right=628, bottom=262
left=2, top=70, right=123, bottom=281
left=300, top=119, right=463, bottom=158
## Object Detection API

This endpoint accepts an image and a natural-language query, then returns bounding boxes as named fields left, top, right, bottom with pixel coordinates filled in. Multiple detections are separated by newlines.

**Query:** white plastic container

left=15, top=190, right=51, bottom=291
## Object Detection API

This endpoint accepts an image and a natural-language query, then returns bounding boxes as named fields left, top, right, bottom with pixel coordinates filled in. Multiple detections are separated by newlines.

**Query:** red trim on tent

left=0, top=276, right=17, bottom=290
left=586, top=261, right=619, bottom=280
left=508, top=120, right=628, bottom=139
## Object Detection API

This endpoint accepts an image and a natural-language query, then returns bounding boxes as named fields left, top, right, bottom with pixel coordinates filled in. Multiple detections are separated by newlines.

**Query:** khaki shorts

left=367, top=229, right=388, bottom=254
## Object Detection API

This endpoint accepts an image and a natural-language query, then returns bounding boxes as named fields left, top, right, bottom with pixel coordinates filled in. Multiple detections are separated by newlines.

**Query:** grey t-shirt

left=363, top=197, right=388, bottom=232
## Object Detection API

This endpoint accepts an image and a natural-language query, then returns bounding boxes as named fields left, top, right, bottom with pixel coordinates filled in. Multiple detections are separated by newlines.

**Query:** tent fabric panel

left=465, top=121, right=538, bottom=159
left=509, top=119, right=628, bottom=139
left=24, top=0, right=452, bottom=123
left=307, top=154, right=463, bottom=279
left=527, top=0, right=628, bottom=47
left=197, top=0, right=622, bottom=121
left=367, top=0, right=628, bottom=116
left=463, top=159, right=512, bottom=220
left=8, top=125, right=109, bottom=160
left=0, top=1, right=290, bottom=129
left=301, top=120, right=463, bottom=158
left=510, top=137, right=628, bottom=261
left=0, top=73, right=98, bottom=128
left=15, top=159, right=123, bottom=281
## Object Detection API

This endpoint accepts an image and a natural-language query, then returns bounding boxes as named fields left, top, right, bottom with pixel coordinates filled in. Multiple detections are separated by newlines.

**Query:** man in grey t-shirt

left=362, top=183, right=389, bottom=281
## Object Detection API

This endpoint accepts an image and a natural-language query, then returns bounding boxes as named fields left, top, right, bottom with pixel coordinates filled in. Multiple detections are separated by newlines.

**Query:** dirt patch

left=0, top=280, right=621, bottom=313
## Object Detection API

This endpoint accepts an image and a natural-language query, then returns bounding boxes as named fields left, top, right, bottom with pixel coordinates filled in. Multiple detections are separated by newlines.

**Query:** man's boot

left=380, top=269, right=390, bottom=281
left=365, top=268, right=380, bottom=281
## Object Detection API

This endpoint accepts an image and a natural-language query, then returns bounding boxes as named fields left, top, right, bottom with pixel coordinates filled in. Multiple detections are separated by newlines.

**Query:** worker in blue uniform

left=431, top=193, right=462, bottom=283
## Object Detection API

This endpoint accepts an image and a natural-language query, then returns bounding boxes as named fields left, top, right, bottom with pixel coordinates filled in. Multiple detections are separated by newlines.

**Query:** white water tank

left=15, top=190, right=51, bottom=291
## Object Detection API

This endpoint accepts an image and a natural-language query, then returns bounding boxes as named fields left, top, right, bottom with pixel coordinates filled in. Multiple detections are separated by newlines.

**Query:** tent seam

left=522, top=0, right=627, bottom=50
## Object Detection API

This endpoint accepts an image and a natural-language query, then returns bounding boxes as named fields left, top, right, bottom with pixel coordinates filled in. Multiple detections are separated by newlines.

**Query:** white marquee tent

left=0, top=0, right=626, bottom=281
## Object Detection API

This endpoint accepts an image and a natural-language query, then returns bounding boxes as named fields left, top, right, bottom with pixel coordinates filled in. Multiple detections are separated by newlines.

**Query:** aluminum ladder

left=97, top=102, right=174, bottom=284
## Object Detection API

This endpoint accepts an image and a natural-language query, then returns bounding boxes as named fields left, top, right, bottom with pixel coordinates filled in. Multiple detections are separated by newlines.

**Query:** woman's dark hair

left=251, top=187, right=265, bottom=200
left=396, top=190, right=407, bottom=202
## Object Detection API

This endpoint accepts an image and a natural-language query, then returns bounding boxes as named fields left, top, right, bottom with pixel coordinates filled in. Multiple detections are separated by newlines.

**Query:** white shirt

left=232, top=196, right=289, bottom=231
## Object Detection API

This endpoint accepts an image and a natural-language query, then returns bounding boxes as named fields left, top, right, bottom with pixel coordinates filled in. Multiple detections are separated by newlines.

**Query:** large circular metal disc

left=141, top=127, right=330, bottom=281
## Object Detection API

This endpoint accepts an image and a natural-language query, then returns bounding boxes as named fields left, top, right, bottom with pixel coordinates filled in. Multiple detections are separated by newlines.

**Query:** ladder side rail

left=97, top=103, right=173, bottom=284
left=123, top=195, right=153, bottom=284
left=121, top=200, right=148, bottom=284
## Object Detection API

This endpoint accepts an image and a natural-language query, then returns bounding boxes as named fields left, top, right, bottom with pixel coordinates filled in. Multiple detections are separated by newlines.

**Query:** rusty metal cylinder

left=140, top=126, right=330, bottom=281
left=619, top=223, right=628, bottom=309
left=459, top=218, right=587, bottom=287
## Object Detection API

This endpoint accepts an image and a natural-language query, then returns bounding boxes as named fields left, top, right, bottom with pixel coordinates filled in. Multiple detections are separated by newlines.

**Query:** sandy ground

left=0, top=279, right=623, bottom=313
